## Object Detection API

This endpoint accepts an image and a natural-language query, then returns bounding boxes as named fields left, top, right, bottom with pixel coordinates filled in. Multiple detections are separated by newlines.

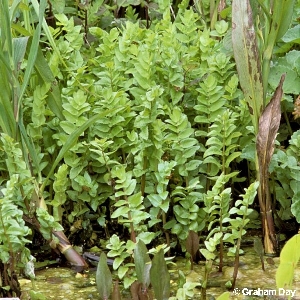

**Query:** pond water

left=18, top=244, right=300, bottom=300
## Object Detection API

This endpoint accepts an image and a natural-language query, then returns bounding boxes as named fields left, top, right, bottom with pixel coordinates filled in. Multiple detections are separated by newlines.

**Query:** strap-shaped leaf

left=134, top=239, right=151, bottom=288
left=17, top=0, right=47, bottom=118
left=150, top=249, right=170, bottom=300
left=33, top=47, right=64, bottom=120
left=272, top=0, right=295, bottom=42
left=96, top=252, right=112, bottom=300
left=232, top=0, right=263, bottom=133
left=185, top=230, right=199, bottom=263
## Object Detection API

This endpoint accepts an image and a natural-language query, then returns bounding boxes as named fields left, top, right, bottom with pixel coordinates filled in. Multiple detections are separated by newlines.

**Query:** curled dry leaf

left=256, top=73, right=286, bottom=175
left=256, top=73, right=285, bottom=220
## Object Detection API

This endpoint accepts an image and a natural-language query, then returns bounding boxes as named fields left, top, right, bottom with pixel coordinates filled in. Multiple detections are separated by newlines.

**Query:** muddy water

left=19, top=246, right=300, bottom=300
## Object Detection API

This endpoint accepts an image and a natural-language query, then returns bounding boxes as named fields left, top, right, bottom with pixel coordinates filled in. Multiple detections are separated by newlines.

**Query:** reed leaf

left=17, top=0, right=47, bottom=120
left=31, top=0, right=67, bottom=68
left=29, top=46, right=64, bottom=120
left=232, top=0, right=263, bottom=133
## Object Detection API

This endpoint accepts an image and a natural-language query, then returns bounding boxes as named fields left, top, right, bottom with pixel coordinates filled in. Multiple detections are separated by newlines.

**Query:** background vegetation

left=0, top=0, right=300, bottom=298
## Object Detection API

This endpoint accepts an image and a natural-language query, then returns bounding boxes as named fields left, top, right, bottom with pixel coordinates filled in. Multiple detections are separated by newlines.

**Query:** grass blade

left=17, top=0, right=47, bottom=120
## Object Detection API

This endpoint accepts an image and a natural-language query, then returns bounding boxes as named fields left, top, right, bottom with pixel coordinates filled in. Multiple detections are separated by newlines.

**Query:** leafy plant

left=200, top=232, right=223, bottom=300
left=270, top=130, right=300, bottom=223
left=3, top=0, right=299, bottom=298
left=276, top=234, right=300, bottom=300
left=110, top=163, right=157, bottom=244
left=203, top=172, right=236, bottom=272
left=106, top=234, right=136, bottom=288
left=232, top=0, right=294, bottom=255
left=0, top=175, right=31, bottom=297
left=203, top=109, right=241, bottom=177
left=168, top=179, right=205, bottom=245
left=223, top=181, right=259, bottom=289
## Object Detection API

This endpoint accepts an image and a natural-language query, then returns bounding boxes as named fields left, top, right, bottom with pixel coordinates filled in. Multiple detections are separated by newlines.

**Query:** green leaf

left=276, top=234, right=300, bottom=289
left=118, top=265, right=129, bottom=279
left=51, top=0, right=65, bottom=13
left=225, top=152, right=241, bottom=167
left=150, top=249, right=170, bottom=300
left=203, top=146, right=222, bottom=158
left=137, top=232, right=156, bottom=244
left=206, top=137, right=222, bottom=147
left=124, top=179, right=136, bottom=195
left=269, top=64, right=300, bottom=94
left=148, top=194, right=162, bottom=207
left=13, top=37, right=29, bottom=73
left=96, top=253, right=112, bottom=300
left=113, top=257, right=125, bottom=270
left=18, top=0, right=47, bottom=110
left=217, top=291, right=230, bottom=299
left=200, top=248, right=215, bottom=260
left=111, top=206, right=130, bottom=218
left=281, top=24, right=300, bottom=44
left=274, top=0, right=295, bottom=41
left=128, top=192, right=143, bottom=208
left=134, top=240, right=151, bottom=287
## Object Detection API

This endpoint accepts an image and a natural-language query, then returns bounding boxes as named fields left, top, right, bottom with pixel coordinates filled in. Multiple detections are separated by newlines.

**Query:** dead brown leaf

left=256, top=74, right=285, bottom=177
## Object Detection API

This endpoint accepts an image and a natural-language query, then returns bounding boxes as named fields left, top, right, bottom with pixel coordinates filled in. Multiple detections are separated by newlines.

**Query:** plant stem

left=231, top=238, right=241, bottom=289
left=201, top=260, right=213, bottom=300
left=162, top=211, right=170, bottom=255
left=140, top=156, right=147, bottom=197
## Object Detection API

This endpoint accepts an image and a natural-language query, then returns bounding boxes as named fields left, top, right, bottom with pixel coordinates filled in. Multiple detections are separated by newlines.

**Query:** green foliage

left=111, top=165, right=150, bottom=239
left=269, top=51, right=300, bottom=95
left=169, top=178, right=205, bottom=241
left=223, top=181, right=259, bottom=255
left=270, top=130, right=300, bottom=222
left=36, top=208, right=64, bottom=240
left=216, top=292, right=230, bottom=300
left=276, top=234, right=300, bottom=292
left=0, top=175, right=31, bottom=264
left=106, top=234, right=136, bottom=288
left=37, top=4, right=240, bottom=252
left=169, top=281, right=201, bottom=300
left=0, top=134, right=34, bottom=203
left=200, top=232, right=223, bottom=261
left=204, top=173, right=236, bottom=240
left=52, top=164, right=69, bottom=222
left=203, top=109, right=241, bottom=176
left=1, top=0, right=300, bottom=296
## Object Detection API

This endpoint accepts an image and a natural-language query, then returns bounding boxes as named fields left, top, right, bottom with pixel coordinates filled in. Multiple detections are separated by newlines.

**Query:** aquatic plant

left=276, top=234, right=300, bottom=300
